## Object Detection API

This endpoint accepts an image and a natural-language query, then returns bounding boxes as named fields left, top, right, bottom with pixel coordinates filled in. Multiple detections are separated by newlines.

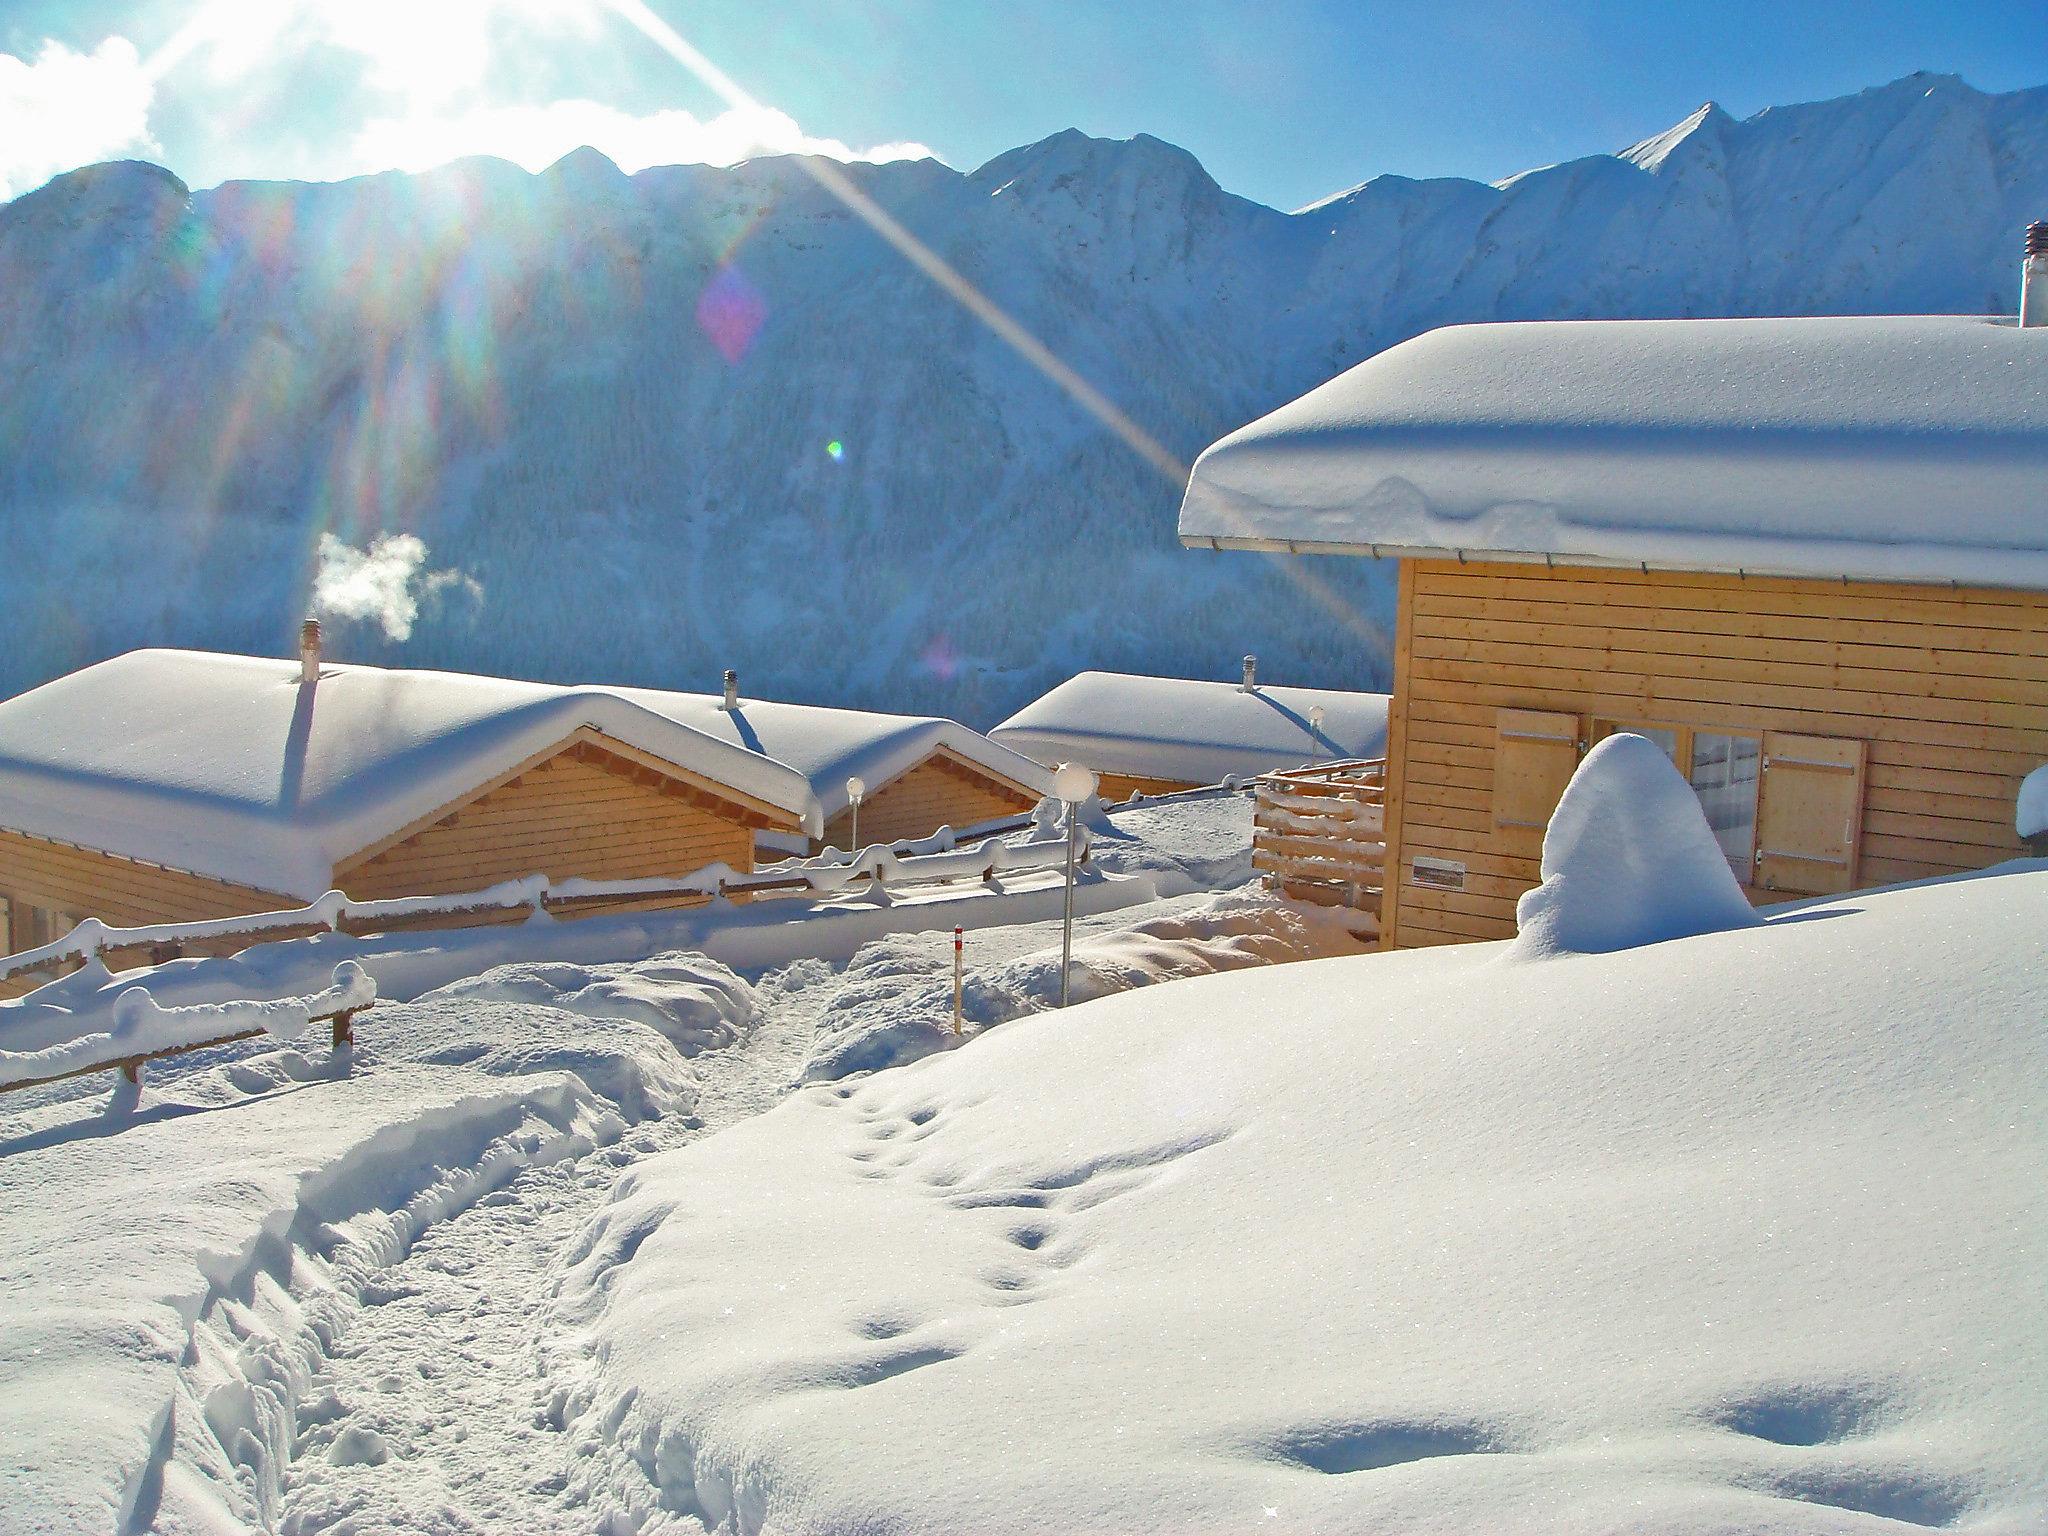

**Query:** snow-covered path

left=272, top=983, right=827, bottom=1535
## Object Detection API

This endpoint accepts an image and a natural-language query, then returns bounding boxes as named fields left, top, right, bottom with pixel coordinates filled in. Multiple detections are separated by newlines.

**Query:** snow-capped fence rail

left=1252, top=758, right=1387, bottom=933
left=0, top=961, right=375, bottom=1094
left=0, top=829, right=1094, bottom=998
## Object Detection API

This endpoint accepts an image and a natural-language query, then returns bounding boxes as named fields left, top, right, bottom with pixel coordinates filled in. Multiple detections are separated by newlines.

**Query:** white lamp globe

left=846, top=775, right=866, bottom=804
left=1309, top=705, right=1326, bottom=729
left=1052, top=763, right=1098, bottom=805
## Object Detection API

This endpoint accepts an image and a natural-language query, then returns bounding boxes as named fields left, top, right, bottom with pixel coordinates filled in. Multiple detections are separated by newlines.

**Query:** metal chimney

left=298, top=618, right=322, bottom=685
left=722, top=668, right=739, bottom=710
left=1240, top=654, right=1258, bottom=692
left=2024, top=222, right=2048, bottom=329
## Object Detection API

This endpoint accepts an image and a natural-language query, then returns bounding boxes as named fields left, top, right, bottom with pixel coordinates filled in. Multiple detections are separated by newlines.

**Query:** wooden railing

left=1252, top=758, right=1387, bottom=933
left=0, top=827, right=1092, bottom=999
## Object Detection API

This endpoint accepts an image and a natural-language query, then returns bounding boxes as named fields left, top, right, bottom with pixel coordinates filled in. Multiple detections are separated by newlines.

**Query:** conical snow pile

left=1511, top=733, right=1761, bottom=959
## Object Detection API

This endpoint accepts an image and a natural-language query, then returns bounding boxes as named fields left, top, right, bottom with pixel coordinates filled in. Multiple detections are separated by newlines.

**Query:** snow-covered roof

left=990, top=671, right=1389, bottom=784
left=0, top=651, right=821, bottom=900
left=598, top=687, right=1054, bottom=817
left=1179, top=315, right=2048, bottom=590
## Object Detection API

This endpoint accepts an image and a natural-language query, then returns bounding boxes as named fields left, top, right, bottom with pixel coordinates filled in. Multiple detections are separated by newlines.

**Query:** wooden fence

left=0, top=828, right=1091, bottom=999
left=1252, top=759, right=1387, bottom=934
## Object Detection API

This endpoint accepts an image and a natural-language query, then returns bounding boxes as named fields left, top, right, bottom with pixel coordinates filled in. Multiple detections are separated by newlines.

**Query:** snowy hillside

left=557, top=858, right=2048, bottom=1534
left=1, top=71, right=2044, bottom=720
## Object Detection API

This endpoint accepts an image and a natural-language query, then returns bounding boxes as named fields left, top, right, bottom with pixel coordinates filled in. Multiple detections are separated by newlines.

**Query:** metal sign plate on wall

left=1410, top=856, right=1467, bottom=891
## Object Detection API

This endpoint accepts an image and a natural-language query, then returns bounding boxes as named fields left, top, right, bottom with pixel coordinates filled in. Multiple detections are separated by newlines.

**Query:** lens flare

left=695, top=262, right=767, bottom=364
left=825, top=439, right=845, bottom=461
left=920, top=632, right=961, bottom=680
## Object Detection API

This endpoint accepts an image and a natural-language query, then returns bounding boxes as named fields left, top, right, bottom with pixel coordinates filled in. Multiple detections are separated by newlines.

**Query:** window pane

left=1690, top=732, right=1760, bottom=878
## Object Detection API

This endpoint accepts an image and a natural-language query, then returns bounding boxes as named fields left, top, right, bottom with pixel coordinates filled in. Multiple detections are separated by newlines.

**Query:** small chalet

left=0, top=642, right=821, bottom=954
left=991, top=667, right=1390, bottom=800
left=1180, top=309, right=2048, bottom=949
left=603, top=676, right=1053, bottom=856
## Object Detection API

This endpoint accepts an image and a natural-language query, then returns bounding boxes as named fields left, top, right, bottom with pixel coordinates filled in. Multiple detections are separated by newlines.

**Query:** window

left=1591, top=720, right=1762, bottom=881
left=1689, top=732, right=1762, bottom=875
left=0, top=899, right=68, bottom=952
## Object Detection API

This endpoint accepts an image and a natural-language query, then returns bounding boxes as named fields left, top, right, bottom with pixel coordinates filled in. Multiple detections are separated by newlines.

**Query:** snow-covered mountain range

left=1, top=71, right=2043, bottom=722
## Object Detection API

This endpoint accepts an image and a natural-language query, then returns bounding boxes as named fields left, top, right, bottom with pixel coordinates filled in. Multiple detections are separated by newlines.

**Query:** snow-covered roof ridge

left=0, top=650, right=822, bottom=900
left=594, top=686, right=1054, bottom=817
left=990, top=670, right=1390, bottom=784
left=1179, top=315, right=2048, bottom=590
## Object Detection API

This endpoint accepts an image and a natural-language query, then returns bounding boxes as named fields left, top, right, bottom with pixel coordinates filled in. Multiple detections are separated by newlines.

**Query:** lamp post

left=1309, top=704, right=1326, bottom=767
left=1052, top=762, right=1097, bottom=1008
left=845, top=775, right=866, bottom=855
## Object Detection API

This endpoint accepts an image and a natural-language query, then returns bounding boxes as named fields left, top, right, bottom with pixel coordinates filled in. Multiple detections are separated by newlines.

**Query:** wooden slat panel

left=821, top=756, right=1038, bottom=851
left=343, top=745, right=757, bottom=900
left=1379, top=559, right=2045, bottom=951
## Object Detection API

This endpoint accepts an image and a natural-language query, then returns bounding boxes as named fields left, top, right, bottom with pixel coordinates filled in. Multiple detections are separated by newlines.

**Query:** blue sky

left=2, top=1, right=2044, bottom=208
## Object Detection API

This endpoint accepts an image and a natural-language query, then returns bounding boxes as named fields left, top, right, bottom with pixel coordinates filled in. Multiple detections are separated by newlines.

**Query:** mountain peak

left=542, top=145, right=626, bottom=182
left=1622, top=100, right=1733, bottom=173
left=969, top=129, right=1218, bottom=199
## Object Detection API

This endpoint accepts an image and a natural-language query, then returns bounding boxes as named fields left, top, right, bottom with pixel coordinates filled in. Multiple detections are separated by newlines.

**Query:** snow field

left=552, top=861, right=2048, bottom=1534
left=0, top=789, right=1328, bottom=1533
left=0, top=996, right=695, bottom=1534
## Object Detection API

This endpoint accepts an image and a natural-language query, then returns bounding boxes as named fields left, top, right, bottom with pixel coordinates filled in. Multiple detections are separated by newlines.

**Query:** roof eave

left=1178, top=532, right=2048, bottom=594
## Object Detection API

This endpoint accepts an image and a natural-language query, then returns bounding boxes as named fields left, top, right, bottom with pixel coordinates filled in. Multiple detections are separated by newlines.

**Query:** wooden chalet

left=991, top=667, right=1389, bottom=800
left=0, top=637, right=819, bottom=960
left=1180, top=312, right=2048, bottom=949
left=603, top=675, right=1054, bottom=856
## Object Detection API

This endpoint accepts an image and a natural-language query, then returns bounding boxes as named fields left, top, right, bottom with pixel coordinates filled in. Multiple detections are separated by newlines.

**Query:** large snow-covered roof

left=1179, top=315, right=2048, bottom=589
left=0, top=651, right=821, bottom=900
left=599, top=687, right=1054, bottom=817
left=990, top=671, right=1389, bottom=784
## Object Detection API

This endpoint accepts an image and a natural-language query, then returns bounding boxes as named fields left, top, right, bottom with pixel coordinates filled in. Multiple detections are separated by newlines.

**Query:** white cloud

left=0, top=39, right=159, bottom=200
left=349, top=98, right=936, bottom=177
left=312, top=532, right=481, bottom=641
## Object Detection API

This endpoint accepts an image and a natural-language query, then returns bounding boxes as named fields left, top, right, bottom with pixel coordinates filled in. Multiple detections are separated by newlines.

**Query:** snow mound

left=2017, top=764, right=2048, bottom=840
left=422, top=953, right=758, bottom=1055
left=796, top=890, right=1366, bottom=1082
left=555, top=862, right=2048, bottom=1534
left=1512, top=733, right=1760, bottom=959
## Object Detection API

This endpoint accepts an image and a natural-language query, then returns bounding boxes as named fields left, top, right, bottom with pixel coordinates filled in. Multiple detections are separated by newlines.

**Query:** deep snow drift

left=553, top=861, right=2048, bottom=1533
left=1512, top=733, right=1761, bottom=958
left=0, top=791, right=1363, bottom=1532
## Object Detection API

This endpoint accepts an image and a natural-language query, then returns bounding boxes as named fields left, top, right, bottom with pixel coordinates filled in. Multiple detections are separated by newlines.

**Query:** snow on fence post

left=1052, top=764, right=1099, bottom=1008
left=952, top=926, right=965, bottom=1035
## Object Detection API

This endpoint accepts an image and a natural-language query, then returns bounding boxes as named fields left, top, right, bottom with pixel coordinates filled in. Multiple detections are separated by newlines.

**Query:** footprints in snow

left=1711, top=1383, right=1970, bottom=1528
left=837, top=1094, right=1229, bottom=1318
left=1267, top=1415, right=1514, bottom=1476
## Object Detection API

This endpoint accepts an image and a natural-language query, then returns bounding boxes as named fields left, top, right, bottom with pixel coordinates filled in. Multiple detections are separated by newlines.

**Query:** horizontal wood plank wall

left=1389, top=559, right=2048, bottom=949
left=0, top=828, right=291, bottom=933
left=822, top=754, right=1038, bottom=850
left=341, top=746, right=758, bottom=900
left=1097, top=771, right=1201, bottom=803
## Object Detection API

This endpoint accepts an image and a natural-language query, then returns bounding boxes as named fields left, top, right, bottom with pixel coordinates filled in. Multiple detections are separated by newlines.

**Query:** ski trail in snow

left=270, top=985, right=829, bottom=1535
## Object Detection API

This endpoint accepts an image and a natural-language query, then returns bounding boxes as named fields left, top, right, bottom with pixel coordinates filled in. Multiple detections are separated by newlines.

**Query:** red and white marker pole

left=952, top=926, right=964, bottom=1035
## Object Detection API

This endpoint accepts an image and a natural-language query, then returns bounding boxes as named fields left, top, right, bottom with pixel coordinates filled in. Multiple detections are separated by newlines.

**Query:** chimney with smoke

left=722, top=668, right=739, bottom=710
left=2024, top=222, right=2048, bottom=329
left=299, top=618, right=322, bottom=685
left=1240, top=654, right=1258, bottom=693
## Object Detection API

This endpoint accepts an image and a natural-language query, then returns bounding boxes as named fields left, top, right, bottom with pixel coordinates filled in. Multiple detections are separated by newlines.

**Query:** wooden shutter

left=1755, top=732, right=1867, bottom=894
left=1492, top=709, right=1581, bottom=848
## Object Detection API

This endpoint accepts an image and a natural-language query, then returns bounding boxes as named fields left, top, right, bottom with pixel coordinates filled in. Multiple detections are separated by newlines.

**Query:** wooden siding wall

left=0, top=828, right=289, bottom=933
left=822, top=754, right=1037, bottom=850
left=1097, top=770, right=1201, bottom=803
left=1384, top=560, right=2048, bottom=950
left=340, top=745, right=759, bottom=900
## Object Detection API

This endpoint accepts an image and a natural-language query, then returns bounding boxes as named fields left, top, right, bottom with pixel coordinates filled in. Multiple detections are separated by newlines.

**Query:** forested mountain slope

left=0, top=71, right=2042, bottom=721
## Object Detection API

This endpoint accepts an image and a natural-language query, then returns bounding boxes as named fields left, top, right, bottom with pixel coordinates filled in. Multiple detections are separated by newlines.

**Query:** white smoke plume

left=311, top=532, right=480, bottom=641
